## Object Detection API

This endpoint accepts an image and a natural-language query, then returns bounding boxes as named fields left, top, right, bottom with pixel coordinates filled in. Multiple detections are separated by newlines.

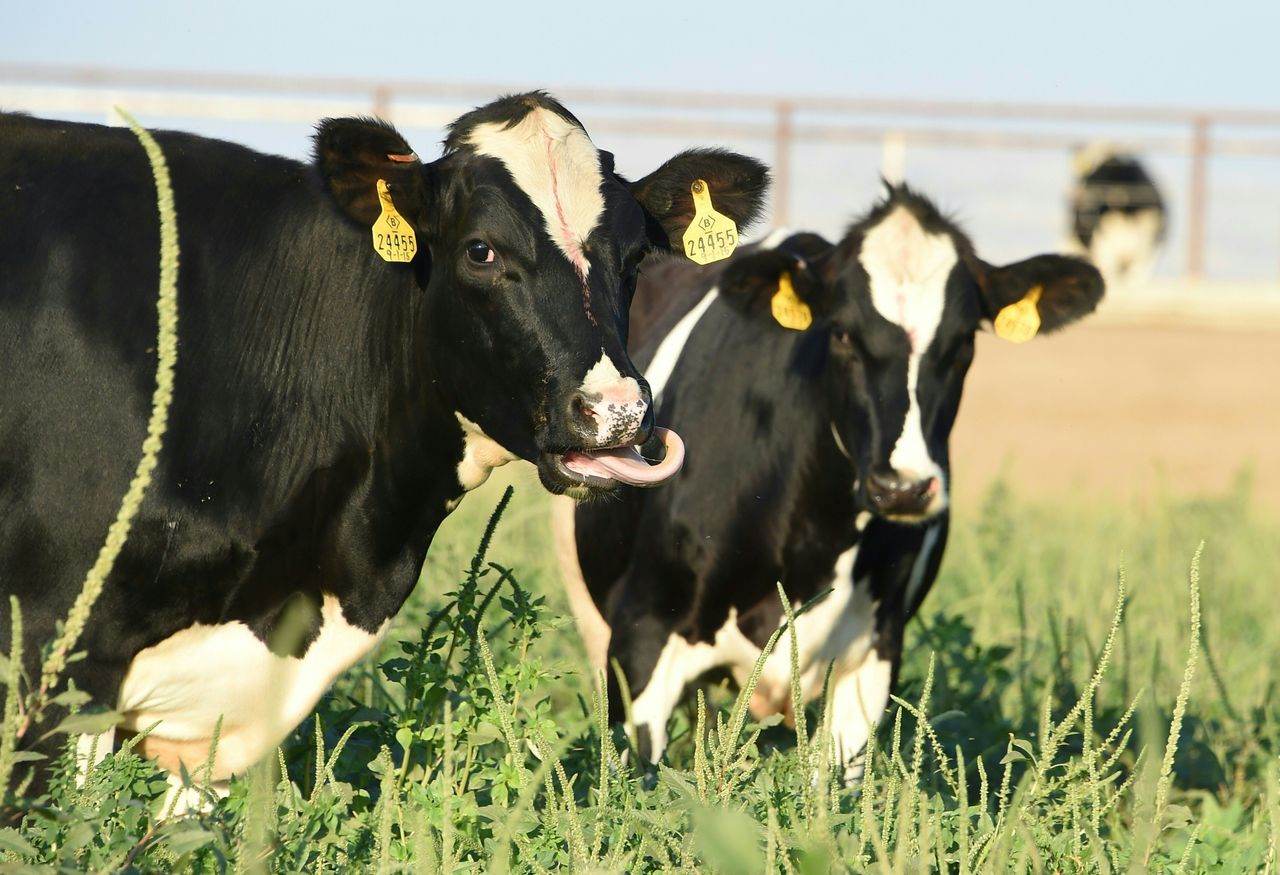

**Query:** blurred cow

left=1069, top=144, right=1167, bottom=289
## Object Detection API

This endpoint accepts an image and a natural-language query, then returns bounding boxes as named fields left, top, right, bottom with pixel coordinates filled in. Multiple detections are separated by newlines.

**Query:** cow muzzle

left=866, top=469, right=947, bottom=522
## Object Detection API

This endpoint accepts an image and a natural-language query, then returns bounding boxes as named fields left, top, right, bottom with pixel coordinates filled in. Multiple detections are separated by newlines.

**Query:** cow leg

left=550, top=495, right=611, bottom=676
left=828, top=640, right=896, bottom=785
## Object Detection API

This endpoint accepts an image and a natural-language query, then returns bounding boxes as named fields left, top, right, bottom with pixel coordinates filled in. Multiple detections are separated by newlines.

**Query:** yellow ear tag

left=681, top=179, right=739, bottom=265
left=371, top=179, right=417, bottom=263
left=993, top=285, right=1043, bottom=343
left=770, top=271, right=812, bottom=331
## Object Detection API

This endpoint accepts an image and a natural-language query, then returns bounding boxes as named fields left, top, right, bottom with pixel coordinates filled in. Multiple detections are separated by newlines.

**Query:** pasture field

left=2, top=462, right=1278, bottom=873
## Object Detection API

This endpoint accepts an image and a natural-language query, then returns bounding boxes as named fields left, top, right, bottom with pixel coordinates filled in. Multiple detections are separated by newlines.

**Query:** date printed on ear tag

left=681, top=179, right=738, bottom=265
left=770, top=272, right=812, bottom=331
left=372, top=179, right=417, bottom=263
left=994, top=285, right=1042, bottom=343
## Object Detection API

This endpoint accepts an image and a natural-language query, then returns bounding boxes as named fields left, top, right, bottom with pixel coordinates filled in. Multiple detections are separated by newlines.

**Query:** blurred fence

left=4, top=63, right=1280, bottom=283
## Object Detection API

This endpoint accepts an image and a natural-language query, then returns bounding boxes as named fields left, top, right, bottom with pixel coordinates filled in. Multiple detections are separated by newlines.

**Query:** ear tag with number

left=681, top=179, right=738, bottom=265
left=770, top=271, right=812, bottom=331
left=371, top=179, right=418, bottom=263
left=993, top=285, right=1043, bottom=343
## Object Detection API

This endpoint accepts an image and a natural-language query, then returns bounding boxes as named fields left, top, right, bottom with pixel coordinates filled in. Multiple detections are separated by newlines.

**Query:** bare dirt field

left=950, top=308, right=1280, bottom=512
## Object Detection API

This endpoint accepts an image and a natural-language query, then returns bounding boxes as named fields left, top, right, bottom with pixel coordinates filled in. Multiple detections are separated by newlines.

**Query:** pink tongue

left=561, top=427, right=685, bottom=487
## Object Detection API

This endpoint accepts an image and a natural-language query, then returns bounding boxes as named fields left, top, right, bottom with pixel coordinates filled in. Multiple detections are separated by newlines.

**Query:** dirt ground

left=949, top=312, right=1280, bottom=512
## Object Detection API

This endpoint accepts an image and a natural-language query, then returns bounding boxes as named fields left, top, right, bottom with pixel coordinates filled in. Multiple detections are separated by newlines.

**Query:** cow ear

left=718, top=248, right=832, bottom=330
left=314, top=117, right=428, bottom=230
left=975, top=254, right=1104, bottom=338
left=629, top=149, right=771, bottom=250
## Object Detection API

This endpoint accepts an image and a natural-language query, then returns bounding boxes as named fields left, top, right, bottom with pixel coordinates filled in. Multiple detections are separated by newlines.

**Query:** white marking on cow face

left=116, top=595, right=388, bottom=781
left=645, top=287, right=720, bottom=402
left=465, top=107, right=605, bottom=281
left=456, top=412, right=519, bottom=491
left=858, top=206, right=952, bottom=509
left=578, top=350, right=647, bottom=446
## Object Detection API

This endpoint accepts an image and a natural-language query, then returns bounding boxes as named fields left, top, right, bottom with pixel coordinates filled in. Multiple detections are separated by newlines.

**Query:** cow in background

left=556, top=184, right=1104, bottom=780
left=0, top=93, right=769, bottom=810
left=1069, top=143, right=1167, bottom=289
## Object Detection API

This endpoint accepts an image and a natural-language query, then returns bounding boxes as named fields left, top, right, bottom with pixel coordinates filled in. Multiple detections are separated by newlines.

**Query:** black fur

left=0, top=97, right=771, bottom=806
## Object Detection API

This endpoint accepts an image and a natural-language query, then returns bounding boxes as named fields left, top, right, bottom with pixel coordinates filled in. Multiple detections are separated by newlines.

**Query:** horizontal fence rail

left=4, top=63, right=1280, bottom=282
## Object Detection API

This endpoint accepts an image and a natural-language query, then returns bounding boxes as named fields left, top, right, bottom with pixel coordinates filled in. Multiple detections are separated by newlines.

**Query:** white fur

left=644, top=287, right=720, bottom=401
left=578, top=350, right=646, bottom=445
left=827, top=647, right=893, bottom=781
left=904, top=522, right=943, bottom=609
left=1090, top=208, right=1163, bottom=290
left=857, top=206, right=951, bottom=508
left=465, top=107, right=604, bottom=278
left=455, top=412, right=518, bottom=491
left=551, top=495, right=611, bottom=674
left=117, top=595, right=388, bottom=781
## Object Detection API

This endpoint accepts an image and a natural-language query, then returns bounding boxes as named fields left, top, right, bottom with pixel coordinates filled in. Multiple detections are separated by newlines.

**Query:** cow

left=1069, top=143, right=1167, bottom=289
left=556, top=184, right=1104, bottom=780
left=0, top=92, right=769, bottom=811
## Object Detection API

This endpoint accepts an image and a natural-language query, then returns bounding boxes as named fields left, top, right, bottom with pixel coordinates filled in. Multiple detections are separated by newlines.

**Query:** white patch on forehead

left=858, top=206, right=954, bottom=493
left=466, top=108, right=605, bottom=279
left=644, top=287, right=720, bottom=402
left=858, top=205, right=955, bottom=350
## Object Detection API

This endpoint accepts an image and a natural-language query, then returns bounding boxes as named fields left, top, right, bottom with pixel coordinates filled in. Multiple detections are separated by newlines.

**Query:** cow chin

left=536, top=452, right=625, bottom=500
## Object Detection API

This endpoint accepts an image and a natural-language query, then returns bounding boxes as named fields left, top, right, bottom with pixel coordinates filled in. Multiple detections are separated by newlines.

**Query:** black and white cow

left=1069, top=144, right=1166, bottom=288
left=0, top=93, right=768, bottom=807
left=557, top=184, right=1103, bottom=777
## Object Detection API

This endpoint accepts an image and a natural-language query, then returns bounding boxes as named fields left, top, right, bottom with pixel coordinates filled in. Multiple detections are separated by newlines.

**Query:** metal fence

left=5, top=63, right=1280, bottom=282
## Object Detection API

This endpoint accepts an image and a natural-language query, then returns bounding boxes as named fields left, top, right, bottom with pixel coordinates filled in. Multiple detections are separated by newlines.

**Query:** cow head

left=721, top=185, right=1103, bottom=523
left=315, top=94, right=769, bottom=498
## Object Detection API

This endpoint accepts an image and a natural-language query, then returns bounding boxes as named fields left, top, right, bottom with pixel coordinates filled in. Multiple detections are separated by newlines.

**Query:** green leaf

left=47, top=709, right=123, bottom=739
left=0, top=828, right=39, bottom=859
left=163, top=826, right=216, bottom=856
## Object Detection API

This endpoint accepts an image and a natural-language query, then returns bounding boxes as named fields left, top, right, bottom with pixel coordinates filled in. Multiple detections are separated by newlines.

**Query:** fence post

left=373, top=85, right=392, bottom=121
left=1186, top=115, right=1211, bottom=280
left=773, top=101, right=793, bottom=227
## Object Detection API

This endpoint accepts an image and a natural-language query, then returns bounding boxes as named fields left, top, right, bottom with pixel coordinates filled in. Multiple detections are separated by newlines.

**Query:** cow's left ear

left=314, top=117, right=429, bottom=230
left=628, top=149, right=771, bottom=249
left=975, top=254, right=1104, bottom=337
left=718, top=248, right=834, bottom=329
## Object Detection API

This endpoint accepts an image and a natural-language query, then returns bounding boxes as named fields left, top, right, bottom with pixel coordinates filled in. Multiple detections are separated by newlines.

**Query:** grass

left=1, top=464, right=1278, bottom=873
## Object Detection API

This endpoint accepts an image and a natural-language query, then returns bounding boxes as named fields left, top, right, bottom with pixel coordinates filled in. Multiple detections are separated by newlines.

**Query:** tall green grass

left=2, top=469, right=1277, bottom=873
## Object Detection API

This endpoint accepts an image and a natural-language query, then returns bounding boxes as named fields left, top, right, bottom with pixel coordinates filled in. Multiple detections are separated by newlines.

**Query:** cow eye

left=465, top=239, right=496, bottom=265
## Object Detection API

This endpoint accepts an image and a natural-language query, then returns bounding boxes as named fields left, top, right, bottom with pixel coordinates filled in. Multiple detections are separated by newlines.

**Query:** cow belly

left=116, top=595, right=388, bottom=780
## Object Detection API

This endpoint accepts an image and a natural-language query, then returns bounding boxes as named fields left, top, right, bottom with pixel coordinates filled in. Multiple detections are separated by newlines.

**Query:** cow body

left=0, top=96, right=768, bottom=807
left=1070, top=145, right=1166, bottom=289
left=558, top=187, right=1103, bottom=777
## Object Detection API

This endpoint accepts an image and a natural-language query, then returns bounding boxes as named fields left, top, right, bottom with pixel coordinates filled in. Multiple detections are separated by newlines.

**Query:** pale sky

left=5, top=0, right=1280, bottom=279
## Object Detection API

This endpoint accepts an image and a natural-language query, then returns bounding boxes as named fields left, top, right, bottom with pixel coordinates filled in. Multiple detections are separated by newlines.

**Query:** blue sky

left=5, top=0, right=1280, bottom=279
left=6, top=0, right=1275, bottom=107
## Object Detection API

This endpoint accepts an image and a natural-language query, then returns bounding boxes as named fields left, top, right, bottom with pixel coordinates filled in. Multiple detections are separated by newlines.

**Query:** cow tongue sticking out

left=561, top=427, right=685, bottom=487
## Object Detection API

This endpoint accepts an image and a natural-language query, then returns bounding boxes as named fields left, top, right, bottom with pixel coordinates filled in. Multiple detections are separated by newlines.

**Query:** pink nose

left=568, top=388, right=651, bottom=448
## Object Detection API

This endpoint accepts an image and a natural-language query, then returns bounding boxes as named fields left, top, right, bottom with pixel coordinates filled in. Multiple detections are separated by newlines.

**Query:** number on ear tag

left=371, top=179, right=418, bottom=263
left=770, top=272, right=812, bottom=331
left=994, top=285, right=1043, bottom=343
left=681, top=180, right=739, bottom=265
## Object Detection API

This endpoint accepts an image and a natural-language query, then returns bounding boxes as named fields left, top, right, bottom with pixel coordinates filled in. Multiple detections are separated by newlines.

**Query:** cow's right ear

left=314, top=117, right=428, bottom=230
left=628, top=149, right=771, bottom=250
left=717, top=249, right=832, bottom=330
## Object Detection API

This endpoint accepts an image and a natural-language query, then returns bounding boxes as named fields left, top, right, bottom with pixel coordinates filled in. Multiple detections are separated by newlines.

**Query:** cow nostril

left=572, top=394, right=597, bottom=420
